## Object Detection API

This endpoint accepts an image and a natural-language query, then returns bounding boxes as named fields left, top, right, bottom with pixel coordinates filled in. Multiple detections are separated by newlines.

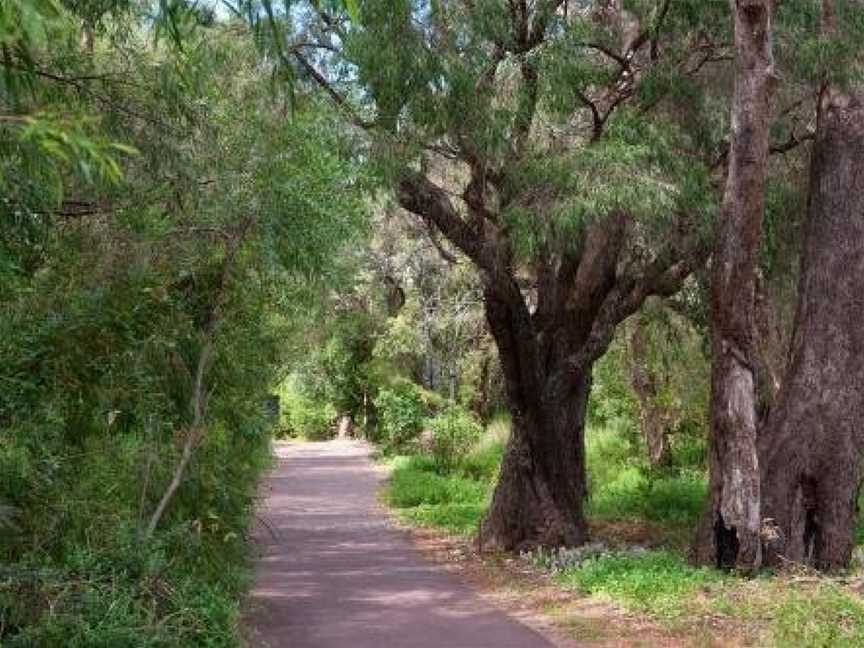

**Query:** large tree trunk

left=479, top=289, right=592, bottom=551
left=758, top=84, right=864, bottom=571
left=696, top=0, right=776, bottom=570
left=481, top=378, right=591, bottom=550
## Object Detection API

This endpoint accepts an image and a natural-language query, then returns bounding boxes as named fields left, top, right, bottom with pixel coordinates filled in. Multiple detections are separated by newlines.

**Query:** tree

left=758, top=0, right=864, bottom=570
left=695, top=0, right=778, bottom=571
left=282, top=0, right=720, bottom=549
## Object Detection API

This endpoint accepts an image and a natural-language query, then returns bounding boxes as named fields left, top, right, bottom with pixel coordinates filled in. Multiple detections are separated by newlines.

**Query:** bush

left=374, top=382, right=429, bottom=447
left=277, top=380, right=336, bottom=440
left=586, top=423, right=706, bottom=527
left=0, top=427, right=272, bottom=647
left=428, top=406, right=483, bottom=473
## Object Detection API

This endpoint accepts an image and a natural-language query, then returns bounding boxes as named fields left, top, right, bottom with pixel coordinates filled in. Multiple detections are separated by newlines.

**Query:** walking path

left=245, top=440, right=555, bottom=648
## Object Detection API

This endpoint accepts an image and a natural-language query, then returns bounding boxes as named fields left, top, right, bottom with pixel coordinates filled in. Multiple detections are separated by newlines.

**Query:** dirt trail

left=245, top=440, right=556, bottom=648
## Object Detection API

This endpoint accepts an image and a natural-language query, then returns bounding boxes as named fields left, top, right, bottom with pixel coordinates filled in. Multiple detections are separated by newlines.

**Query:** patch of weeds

left=771, top=584, right=864, bottom=647
left=557, top=550, right=725, bottom=621
left=587, top=465, right=706, bottom=528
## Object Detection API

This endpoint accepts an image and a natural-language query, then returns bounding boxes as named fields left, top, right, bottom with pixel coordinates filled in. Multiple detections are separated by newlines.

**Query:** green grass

left=585, top=424, right=707, bottom=528
left=385, top=418, right=708, bottom=538
left=587, top=465, right=707, bottom=525
left=557, top=550, right=724, bottom=620
left=771, top=584, right=864, bottom=647
left=382, top=417, right=864, bottom=646
left=458, top=416, right=509, bottom=483
left=556, top=549, right=864, bottom=645
left=381, top=415, right=864, bottom=646
left=386, top=455, right=491, bottom=535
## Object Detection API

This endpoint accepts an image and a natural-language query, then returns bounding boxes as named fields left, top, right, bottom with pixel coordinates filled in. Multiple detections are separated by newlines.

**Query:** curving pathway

left=245, top=440, right=555, bottom=648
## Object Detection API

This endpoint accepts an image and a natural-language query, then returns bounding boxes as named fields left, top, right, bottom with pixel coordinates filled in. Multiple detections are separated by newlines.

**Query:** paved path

left=245, top=440, right=554, bottom=648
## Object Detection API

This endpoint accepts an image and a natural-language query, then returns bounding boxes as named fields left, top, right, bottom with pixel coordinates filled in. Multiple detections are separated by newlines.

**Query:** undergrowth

left=386, top=455, right=490, bottom=535
left=557, top=550, right=724, bottom=620
left=0, top=428, right=272, bottom=646
left=384, top=415, right=864, bottom=646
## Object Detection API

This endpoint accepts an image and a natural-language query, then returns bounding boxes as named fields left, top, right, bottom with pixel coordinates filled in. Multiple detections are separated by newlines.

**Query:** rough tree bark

left=758, top=4, right=864, bottom=570
left=696, top=0, right=777, bottom=570
left=478, top=266, right=605, bottom=550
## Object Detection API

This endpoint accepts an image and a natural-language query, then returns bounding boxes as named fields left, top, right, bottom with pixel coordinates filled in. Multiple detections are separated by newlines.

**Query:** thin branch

left=144, top=340, right=212, bottom=539
left=292, top=50, right=373, bottom=129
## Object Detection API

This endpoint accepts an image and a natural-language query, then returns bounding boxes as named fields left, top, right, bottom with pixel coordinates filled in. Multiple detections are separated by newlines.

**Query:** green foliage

left=589, top=355, right=640, bottom=428
left=777, top=0, right=864, bottom=86
left=587, top=465, right=707, bottom=527
left=772, top=584, right=864, bottom=647
left=427, top=406, right=483, bottom=474
left=586, top=424, right=706, bottom=528
left=277, top=379, right=337, bottom=440
left=0, top=427, right=272, bottom=646
left=373, top=382, right=436, bottom=447
left=0, top=7, right=369, bottom=645
left=459, top=415, right=510, bottom=483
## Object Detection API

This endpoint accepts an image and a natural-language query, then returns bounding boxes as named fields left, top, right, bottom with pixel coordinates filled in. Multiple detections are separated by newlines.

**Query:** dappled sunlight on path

left=245, top=440, right=555, bottom=648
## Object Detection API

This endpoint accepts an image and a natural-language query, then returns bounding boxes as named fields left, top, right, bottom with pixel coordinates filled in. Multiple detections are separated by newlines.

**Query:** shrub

left=428, top=406, right=483, bottom=473
left=374, top=382, right=429, bottom=447
left=460, top=414, right=510, bottom=482
left=278, top=380, right=336, bottom=440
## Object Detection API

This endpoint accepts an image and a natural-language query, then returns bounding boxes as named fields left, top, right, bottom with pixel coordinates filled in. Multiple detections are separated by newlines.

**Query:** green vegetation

left=276, top=377, right=338, bottom=440
left=558, top=550, right=724, bottom=620
left=0, top=2, right=366, bottom=644
left=5, top=0, right=864, bottom=645
left=387, top=412, right=708, bottom=540
left=387, top=455, right=490, bottom=535
left=385, top=397, right=864, bottom=645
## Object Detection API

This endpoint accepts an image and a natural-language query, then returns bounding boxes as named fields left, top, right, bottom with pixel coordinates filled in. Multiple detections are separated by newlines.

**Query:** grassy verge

left=383, top=418, right=864, bottom=647
left=552, top=549, right=864, bottom=646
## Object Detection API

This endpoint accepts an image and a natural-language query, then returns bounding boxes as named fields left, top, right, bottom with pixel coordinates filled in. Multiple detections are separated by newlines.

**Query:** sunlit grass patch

left=770, top=583, right=864, bottom=647
left=385, top=454, right=491, bottom=535
left=557, top=550, right=725, bottom=621
left=587, top=466, right=707, bottom=526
